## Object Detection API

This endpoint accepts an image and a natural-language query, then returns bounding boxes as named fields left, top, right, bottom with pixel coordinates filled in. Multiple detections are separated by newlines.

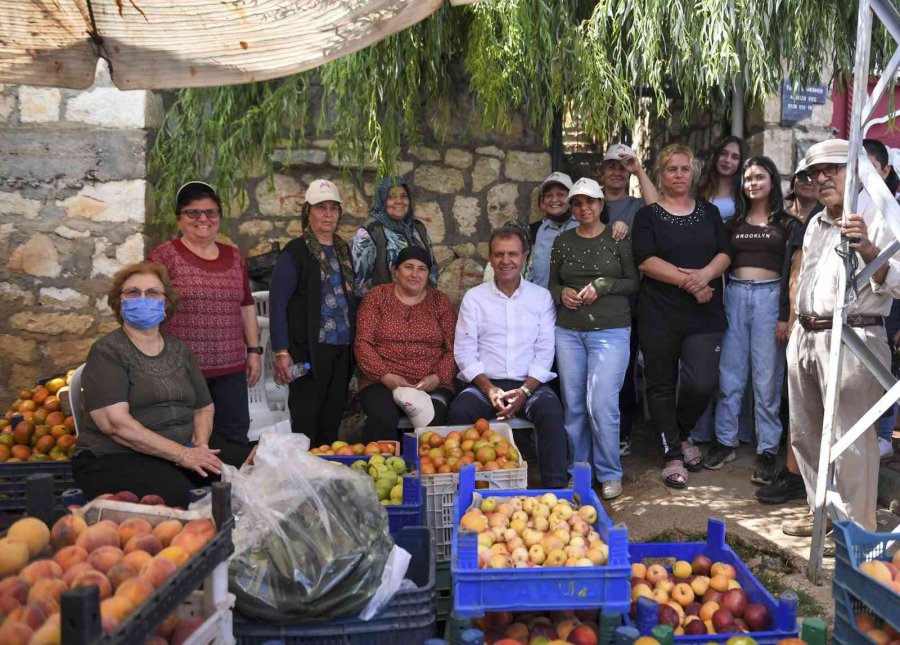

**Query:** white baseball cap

left=566, top=177, right=605, bottom=204
left=305, top=179, right=342, bottom=205
left=539, top=171, right=574, bottom=194
left=602, top=143, right=637, bottom=163
left=392, top=387, right=435, bottom=429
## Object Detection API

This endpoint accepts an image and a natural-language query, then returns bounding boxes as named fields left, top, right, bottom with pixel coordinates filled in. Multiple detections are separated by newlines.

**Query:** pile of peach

left=0, top=513, right=217, bottom=644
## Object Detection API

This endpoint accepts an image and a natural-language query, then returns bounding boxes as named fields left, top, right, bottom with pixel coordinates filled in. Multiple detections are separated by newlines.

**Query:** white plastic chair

left=67, top=364, right=85, bottom=437
left=247, top=317, right=291, bottom=441
left=252, top=291, right=269, bottom=319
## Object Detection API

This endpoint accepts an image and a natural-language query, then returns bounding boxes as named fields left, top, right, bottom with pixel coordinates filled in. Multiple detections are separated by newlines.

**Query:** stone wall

left=0, top=62, right=162, bottom=403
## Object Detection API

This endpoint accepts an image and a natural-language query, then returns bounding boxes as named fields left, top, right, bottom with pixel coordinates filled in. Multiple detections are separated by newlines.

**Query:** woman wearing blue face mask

left=72, top=262, right=226, bottom=508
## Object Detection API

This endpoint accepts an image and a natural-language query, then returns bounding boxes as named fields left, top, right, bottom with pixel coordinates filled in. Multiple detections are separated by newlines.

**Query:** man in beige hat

left=784, top=139, right=900, bottom=537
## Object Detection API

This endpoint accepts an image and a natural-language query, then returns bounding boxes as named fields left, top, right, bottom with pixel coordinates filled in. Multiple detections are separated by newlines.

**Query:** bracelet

left=519, top=385, right=532, bottom=398
left=275, top=350, right=289, bottom=357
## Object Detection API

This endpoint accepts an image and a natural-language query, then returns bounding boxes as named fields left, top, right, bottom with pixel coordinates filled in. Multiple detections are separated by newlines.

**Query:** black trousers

left=206, top=370, right=251, bottom=443
left=447, top=379, right=568, bottom=488
left=359, top=384, right=452, bottom=443
left=619, top=321, right=640, bottom=443
left=639, top=325, right=723, bottom=461
left=288, top=343, right=351, bottom=447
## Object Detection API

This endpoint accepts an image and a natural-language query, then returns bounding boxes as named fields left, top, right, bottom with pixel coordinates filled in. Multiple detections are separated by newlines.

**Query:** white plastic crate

left=181, top=588, right=236, bottom=645
left=409, top=423, right=527, bottom=562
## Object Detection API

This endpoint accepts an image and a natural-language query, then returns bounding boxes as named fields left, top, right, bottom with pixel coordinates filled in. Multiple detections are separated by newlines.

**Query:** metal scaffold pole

left=809, top=0, right=900, bottom=584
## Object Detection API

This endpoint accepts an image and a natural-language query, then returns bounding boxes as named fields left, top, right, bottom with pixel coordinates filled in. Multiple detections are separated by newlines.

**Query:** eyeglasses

left=805, top=164, right=845, bottom=181
left=180, top=208, right=221, bottom=219
left=795, top=172, right=813, bottom=185
left=121, top=288, right=166, bottom=300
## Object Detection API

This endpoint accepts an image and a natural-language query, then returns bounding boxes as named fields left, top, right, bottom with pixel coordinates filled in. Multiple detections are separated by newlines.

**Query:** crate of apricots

left=1, top=373, right=77, bottom=464
left=0, top=482, right=234, bottom=644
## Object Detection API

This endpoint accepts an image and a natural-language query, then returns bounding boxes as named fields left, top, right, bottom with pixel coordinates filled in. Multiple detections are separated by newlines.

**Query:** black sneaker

left=756, top=469, right=806, bottom=504
left=701, top=442, right=736, bottom=470
left=751, top=451, right=777, bottom=485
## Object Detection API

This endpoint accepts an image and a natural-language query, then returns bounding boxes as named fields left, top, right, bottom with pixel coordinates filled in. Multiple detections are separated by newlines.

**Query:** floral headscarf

left=369, top=177, right=425, bottom=250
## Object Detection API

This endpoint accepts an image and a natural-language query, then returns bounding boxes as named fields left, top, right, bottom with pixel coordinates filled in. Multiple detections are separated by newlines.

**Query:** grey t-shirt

left=606, top=196, right=644, bottom=229
left=78, top=328, right=212, bottom=457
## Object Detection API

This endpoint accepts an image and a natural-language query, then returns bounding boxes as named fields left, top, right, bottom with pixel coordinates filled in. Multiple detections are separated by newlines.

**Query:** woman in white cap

left=549, top=177, right=638, bottom=499
left=269, top=179, right=356, bottom=447
left=632, top=144, right=732, bottom=489
left=148, top=181, right=259, bottom=466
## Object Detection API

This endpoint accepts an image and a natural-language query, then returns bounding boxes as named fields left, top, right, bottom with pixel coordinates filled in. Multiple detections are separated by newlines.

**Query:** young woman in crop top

left=702, top=156, right=798, bottom=485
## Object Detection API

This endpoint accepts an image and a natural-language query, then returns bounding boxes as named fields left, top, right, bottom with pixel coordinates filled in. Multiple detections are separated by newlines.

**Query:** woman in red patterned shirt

left=355, top=246, right=457, bottom=442
left=148, top=182, right=260, bottom=466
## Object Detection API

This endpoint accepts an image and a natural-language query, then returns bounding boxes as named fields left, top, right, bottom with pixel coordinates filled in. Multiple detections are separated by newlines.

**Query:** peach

left=0, top=576, right=30, bottom=603
left=0, top=621, right=33, bottom=645
left=140, top=557, right=177, bottom=588
left=152, top=519, right=183, bottom=547
left=71, top=570, right=112, bottom=600
left=100, top=595, right=135, bottom=622
left=144, top=638, right=168, bottom=645
left=155, top=612, right=180, bottom=638
left=0, top=594, right=21, bottom=615
left=7, top=517, right=50, bottom=557
left=49, top=515, right=87, bottom=550
left=709, top=574, right=730, bottom=593
left=0, top=538, right=30, bottom=577
left=101, top=614, right=119, bottom=634
left=53, top=545, right=88, bottom=572
left=170, top=530, right=206, bottom=556
left=182, top=519, right=215, bottom=542
left=171, top=617, right=204, bottom=645
left=860, top=560, right=893, bottom=585
left=107, top=564, right=138, bottom=591
left=18, top=560, right=63, bottom=585
left=115, top=576, right=154, bottom=607
left=117, top=518, right=152, bottom=548
left=157, top=546, right=190, bottom=568
left=710, top=562, right=736, bottom=580
left=123, top=550, right=153, bottom=572
left=87, top=546, right=125, bottom=574
left=62, top=562, right=95, bottom=587
left=27, top=579, right=68, bottom=607
left=29, top=622, right=60, bottom=645
left=75, top=524, right=119, bottom=553
left=5, top=602, right=47, bottom=630
left=124, top=534, right=162, bottom=556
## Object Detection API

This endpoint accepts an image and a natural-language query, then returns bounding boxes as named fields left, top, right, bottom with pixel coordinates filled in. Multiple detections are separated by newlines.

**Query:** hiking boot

left=701, top=442, right=736, bottom=470
left=751, top=451, right=778, bottom=485
left=756, top=469, right=806, bottom=504
left=619, top=439, right=632, bottom=457
left=782, top=512, right=832, bottom=537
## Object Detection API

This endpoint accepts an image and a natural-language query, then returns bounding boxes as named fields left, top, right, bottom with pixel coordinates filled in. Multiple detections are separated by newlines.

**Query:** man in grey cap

left=784, top=138, right=900, bottom=536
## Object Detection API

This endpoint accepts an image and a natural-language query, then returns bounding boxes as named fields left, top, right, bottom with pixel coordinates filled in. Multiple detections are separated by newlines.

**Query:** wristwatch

left=246, top=346, right=264, bottom=355
left=519, top=385, right=532, bottom=398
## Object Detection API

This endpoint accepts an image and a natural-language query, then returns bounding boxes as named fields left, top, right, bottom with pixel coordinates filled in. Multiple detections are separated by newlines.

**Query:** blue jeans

left=714, top=278, right=784, bottom=453
left=878, top=403, right=896, bottom=441
left=555, top=326, right=631, bottom=483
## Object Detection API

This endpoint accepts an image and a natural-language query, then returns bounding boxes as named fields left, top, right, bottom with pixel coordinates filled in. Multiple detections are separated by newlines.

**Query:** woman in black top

left=633, top=144, right=732, bottom=489
left=702, top=157, right=798, bottom=485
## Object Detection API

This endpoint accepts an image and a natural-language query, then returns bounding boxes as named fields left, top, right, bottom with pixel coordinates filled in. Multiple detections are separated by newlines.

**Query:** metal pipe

left=731, top=75, right=745, bottom=138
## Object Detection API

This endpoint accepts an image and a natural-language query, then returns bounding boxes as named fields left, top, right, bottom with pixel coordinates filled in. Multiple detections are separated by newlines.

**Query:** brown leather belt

left=798, top=314, right=884, bottom=331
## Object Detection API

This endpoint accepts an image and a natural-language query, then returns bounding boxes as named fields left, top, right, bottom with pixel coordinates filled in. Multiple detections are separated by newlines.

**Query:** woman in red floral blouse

left=355, top=246, right=457, bottom=441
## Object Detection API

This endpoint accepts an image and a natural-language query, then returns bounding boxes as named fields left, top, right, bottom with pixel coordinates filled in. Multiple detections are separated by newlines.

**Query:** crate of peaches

left=0, top=482, right=234, bottom=644
left=402, top=421, right=528, bottom=563
left=628, top=518, right=799, bottom=643
left=451, top=463, right=630, bottom=618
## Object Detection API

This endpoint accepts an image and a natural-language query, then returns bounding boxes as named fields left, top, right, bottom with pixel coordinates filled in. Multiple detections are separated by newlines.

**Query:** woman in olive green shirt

left=549, top=178, right=638, bottom=500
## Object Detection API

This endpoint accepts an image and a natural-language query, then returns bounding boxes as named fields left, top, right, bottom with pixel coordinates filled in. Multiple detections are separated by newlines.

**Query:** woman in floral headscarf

left=351, top=177, right=439, bottom=298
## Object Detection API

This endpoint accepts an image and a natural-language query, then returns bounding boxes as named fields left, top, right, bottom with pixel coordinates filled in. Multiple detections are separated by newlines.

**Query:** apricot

left=27, top=579, right=68, bottom=608
left=71, top=570, right=112, bottom=600
left=115, top=576, right=154, bottom=607
left=122, top=550, right=153, bottom=572
left=0, top=538, right=32, bottom=578
left=118, top=518, right=152, bottom=547
left=7, top=518, right=50, bottom=558
left=170, top=530, right=206, bottom=556
left=18, top=560, right=63, bottom=586
left=0, top=621, right=33, bottom=645
left=28, top=622, right=60, bottom=645
left=157, top=546, right=189, bottom=568
left=75, top=524, right=119, bottom=553
left=140, top=557, right=177, bottom=588
left=152, top=519, right=183, bottom=547
left=53, top=545, right=88, bottom=571
left=107, top=563, right=138, bottom=591
left=100, top=595, right=135, bottom=622
left=62, top=562, right=95, bottom=587
left=87, top=546, right=124, bottom=574
left=124, top=534, right=162, bottom=556
left=49, top=515, right=87, bottom=550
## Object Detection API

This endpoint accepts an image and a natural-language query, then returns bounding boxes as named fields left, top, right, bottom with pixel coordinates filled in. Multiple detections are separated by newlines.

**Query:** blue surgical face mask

left=121, top=298, right=166, bottom=329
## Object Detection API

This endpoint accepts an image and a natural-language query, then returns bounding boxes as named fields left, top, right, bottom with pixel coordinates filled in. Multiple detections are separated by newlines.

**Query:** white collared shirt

left=454, top=279, right=557, bottom=384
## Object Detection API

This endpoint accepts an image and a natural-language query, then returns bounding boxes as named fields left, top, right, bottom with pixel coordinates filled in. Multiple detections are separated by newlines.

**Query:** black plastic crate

left=233, top=526, right=436, bottom=645
left=0, top=460, right=74, bottom=510
left=60, top=481, right=234, bottom=645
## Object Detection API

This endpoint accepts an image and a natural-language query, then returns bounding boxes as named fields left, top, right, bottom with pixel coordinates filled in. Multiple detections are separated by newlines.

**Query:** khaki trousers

left=786, top=323, right=887, bottom=531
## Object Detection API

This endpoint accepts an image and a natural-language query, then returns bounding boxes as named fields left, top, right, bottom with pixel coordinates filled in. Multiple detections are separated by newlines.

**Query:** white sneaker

left=601, top=480, right=623, bottom=500
left=878, top=436, right=893, bottom=458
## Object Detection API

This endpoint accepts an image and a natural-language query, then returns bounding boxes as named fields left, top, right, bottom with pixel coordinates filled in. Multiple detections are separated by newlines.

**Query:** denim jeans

left=715, top=278, right=784, bottom=453
left=555, top=326, right=631, bottom=483
left=878, top=403, right=896, bottom=441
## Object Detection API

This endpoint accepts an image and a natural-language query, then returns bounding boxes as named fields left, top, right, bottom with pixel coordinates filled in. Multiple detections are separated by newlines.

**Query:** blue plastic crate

left=832, top=520, right=900, bottom=635
left=832, top=582, right=893, bottom=644
left=232, top=526, right=436, bottom=645
left=321, top=455, right=423, bottom=537
left=450, top=462, right=630, bottom=618
left=629, top=518, right=800, bottom=644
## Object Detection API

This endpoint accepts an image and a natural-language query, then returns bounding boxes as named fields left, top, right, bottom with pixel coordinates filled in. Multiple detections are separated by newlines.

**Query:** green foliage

left=149, top=0, right=896, bottom=233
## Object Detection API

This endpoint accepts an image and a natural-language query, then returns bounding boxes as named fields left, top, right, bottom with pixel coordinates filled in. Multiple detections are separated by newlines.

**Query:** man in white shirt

left=448, top=225, right=568, bottom=488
